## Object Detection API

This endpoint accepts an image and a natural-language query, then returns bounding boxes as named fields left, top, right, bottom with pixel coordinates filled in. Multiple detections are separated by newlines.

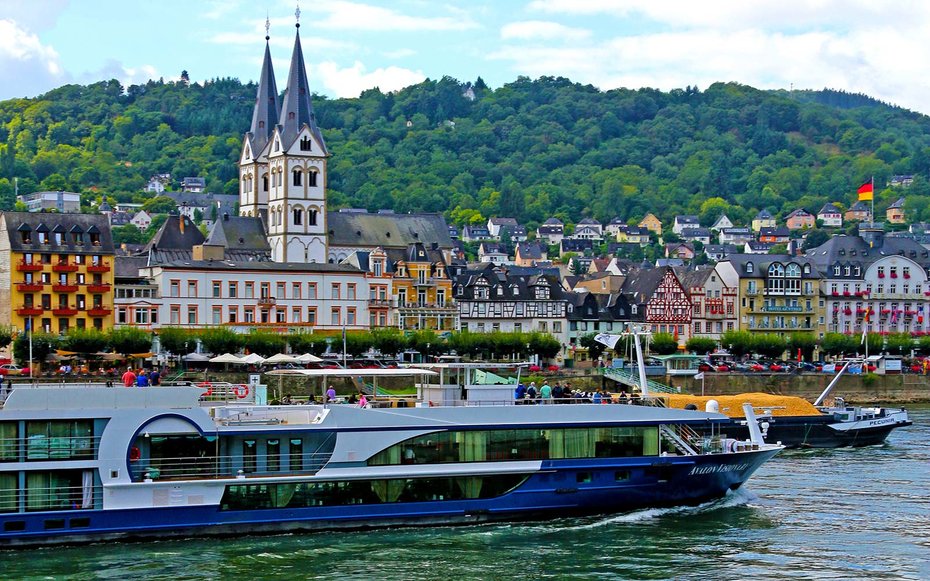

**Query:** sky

left=3, top=0, right=930, bottom=115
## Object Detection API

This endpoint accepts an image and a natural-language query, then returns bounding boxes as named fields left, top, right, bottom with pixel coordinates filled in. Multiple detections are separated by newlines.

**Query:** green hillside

left=2, top=75, right=930, bottom=230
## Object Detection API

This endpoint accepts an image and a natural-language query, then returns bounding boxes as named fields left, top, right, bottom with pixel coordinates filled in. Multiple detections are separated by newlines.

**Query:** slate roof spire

left=277, top=11, right=327, bottom=152
left=248, top=15, right=281, bottom=155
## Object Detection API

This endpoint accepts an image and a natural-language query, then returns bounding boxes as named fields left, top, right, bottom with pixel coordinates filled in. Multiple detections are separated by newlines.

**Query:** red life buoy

left=129, top=446, right=141, bottom=462
left=198, top=382, right=213, bottom=396
left=234, top=384, right=250, bottom=399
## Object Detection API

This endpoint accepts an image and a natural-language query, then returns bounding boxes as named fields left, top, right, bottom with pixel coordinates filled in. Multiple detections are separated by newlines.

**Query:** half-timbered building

left=620, top=266, right=692, bottom=344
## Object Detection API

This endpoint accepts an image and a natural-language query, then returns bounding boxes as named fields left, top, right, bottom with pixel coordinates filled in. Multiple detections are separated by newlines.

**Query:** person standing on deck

left=540, top=382, right=552, bottom=403
left=326, top=385, right=337, bottom=402
left=122, top=368, right=136, bottom=387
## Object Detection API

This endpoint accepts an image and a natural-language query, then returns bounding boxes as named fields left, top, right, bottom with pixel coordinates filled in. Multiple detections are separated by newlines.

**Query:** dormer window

left=535, top=287, right=550, bottom=299
left=21, top=232, right=30, bottom=244
left=833, top=265, right=841, bottom=276
left=300, top=137, right=312, bottom=151
left=803, top=264, right=811, bottom=274
left=497, top=287, right=503, bottom=296
left=746, top=262, right=754, bottom=273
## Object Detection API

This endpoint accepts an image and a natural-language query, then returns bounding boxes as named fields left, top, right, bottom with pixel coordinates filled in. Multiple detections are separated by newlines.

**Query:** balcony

left=16, top=282, right=44, bottom=292
left=398, top=302, right=455, bottom=311
left=17, top=261, right=43, bottom=272
left=52, top=284, right=80, bottom=293
left=52, top=307, right=79, bottom=316
left=368, top=299, right=392, bottom=308
left=257, top=296, right=277, bottom=307
left=16, top=306, right=44, bottom=316
left=86, top=306, right=112, bottom=317
left=52, top=262, right=79, bottom=273
left=86, top=284, right=111, bottom=293
left=87, top=262, right=110, bottom=273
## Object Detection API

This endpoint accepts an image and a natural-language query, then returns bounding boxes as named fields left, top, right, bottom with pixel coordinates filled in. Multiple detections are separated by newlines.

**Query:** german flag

left=857, top=180, right=873, bottom=201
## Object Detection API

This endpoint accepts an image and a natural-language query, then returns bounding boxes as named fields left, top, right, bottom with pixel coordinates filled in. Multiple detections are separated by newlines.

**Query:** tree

left=720, top=330, right=754, bottom=357
left=802, top=228, right=831, bottom=251
left=13, top=331, right=58, bottom=367
left=198, top=327, right=241, bottom=355
left=820, top=333, right=858, bottom=357
left=685, top=336, right=717, bottom=355
left=243, top=331, right=285, bottom=357
left=157, top=327, right=197, bottom=355
left=649, top=333, right=679, bottom=355
left=344, top=332, right=374, bottom=357
left=286, top=332, right=329, bottom=355
left=371, top=329, right=407, bottom=357
left=142, top=195, right=178, bottom=214
left=0, top=326, right=14, bottom=350
left=579, top=333, right=606, bottom=361
left=60, top=328, right=108, bottom=355
left=107, top=327, right=153, bottom=356
left=750, top=333, right=785, bottom=358
left=408, top=330, right=443, bottom=358
left=885, top=332, right=914, bottom=356
left=786, top=332, right=817, bottom=361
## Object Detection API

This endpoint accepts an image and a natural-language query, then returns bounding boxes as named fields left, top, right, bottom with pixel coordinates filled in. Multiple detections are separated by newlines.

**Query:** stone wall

left=664, top=373, right=930, bottom=404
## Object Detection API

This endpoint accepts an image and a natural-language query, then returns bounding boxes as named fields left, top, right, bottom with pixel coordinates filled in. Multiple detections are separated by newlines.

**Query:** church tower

left=238, top=17, right=280, bottom=221
left=265, top=9, right=330, bottom=263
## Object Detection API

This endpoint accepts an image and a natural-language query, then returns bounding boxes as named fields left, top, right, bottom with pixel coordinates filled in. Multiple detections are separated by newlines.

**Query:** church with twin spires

left=238, top=18, right=329, bottom=264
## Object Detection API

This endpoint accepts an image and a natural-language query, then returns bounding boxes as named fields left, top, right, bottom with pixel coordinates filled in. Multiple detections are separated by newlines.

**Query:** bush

left=685, top=336, right=717, bottom=355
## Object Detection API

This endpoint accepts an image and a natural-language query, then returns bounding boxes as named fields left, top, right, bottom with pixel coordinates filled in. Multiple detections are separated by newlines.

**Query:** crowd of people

left=119, top=367, right=162, bottom=387
left=514, top=381, right=642, bottom=404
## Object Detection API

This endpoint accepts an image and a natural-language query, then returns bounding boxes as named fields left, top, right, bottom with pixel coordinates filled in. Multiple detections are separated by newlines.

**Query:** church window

left=293, top=209, right=303, bottom=226
left=308, top=170, right=318, bottom=187
left=259, top=121, right=264, bottom=129
left=288, top=112, right=295, bottom=120
left=262, top=175, right=268, bottom=191
left=300, top=137, right=312, bottom=151
left=293, top=169, right=302, bottom=186
left=308, top=209, right=318, bottom=226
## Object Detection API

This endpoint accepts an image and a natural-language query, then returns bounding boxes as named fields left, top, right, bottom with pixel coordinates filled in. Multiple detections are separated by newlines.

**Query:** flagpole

left=870, top=175, right=875, bottom=227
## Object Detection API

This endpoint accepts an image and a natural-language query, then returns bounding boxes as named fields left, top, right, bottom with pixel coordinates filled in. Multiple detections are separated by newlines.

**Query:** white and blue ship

left=0, top=378, right=781, bottom=547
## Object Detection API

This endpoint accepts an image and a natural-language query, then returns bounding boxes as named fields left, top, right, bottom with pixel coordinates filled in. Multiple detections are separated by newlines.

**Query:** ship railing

left=0, top=483, right=103, bottom=512
left=369, top=396, right=668, bottom=408
left=0, top=435, right=101, bottom=461
left=603, top=368, right=679, bottom=394
left=659, top=424, right=699, bottom=455
left=129, top=452, right=333, bottom=482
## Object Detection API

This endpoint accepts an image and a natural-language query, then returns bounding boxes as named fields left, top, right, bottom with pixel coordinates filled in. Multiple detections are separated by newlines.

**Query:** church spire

left=248, top=15, right=280, bottom=155
left=277, top=11, right=327, bottom=153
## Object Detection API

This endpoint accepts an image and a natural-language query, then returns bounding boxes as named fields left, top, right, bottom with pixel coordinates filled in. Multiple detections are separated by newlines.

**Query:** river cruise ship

left=0, top=378, right=781, bottom=547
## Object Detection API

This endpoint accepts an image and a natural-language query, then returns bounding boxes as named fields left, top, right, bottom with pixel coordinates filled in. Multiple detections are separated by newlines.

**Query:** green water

left=5, top=408, right=928, bottom=580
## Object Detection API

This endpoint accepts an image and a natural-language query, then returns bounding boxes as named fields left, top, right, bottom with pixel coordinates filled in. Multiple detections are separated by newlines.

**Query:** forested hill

left=3, top=75, right=930, bottom=230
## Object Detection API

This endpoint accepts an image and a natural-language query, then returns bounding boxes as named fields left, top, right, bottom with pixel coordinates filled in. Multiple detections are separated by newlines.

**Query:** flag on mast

left=857, top=180, right=874, bottom=201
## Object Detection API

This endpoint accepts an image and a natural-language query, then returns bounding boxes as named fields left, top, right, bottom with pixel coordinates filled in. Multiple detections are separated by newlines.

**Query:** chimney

left=179, top=216, right=185, bottom=234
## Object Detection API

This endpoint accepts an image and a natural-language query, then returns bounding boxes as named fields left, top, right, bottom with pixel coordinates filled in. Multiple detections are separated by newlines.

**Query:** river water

left=4, top=407, right=928, bottom=580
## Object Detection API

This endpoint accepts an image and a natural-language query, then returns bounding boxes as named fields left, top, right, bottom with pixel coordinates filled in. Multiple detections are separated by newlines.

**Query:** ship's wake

left=565, top=487, right=759, bottom=530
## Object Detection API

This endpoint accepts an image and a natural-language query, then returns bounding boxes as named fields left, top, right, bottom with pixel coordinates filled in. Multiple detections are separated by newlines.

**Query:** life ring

left=129, top=446, right=141, bottom=462
left=234, top=384, right=250, bottom=399
left=198, top=382, right=213, bottom=396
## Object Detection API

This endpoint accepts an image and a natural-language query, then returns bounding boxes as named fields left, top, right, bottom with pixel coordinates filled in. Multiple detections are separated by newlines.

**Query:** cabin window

left=289, top=439, right=303, bottom=471
left=267, top=440, right=281, bottom=472
left=0, top=423, right=18, bottom=462
left=242, top=440, right=257, bottom=473
left=25, top=420, right=94, bottom=461
left=25, top=470, right=94, bottom=512
left=219, top=473, right=530, bottom=510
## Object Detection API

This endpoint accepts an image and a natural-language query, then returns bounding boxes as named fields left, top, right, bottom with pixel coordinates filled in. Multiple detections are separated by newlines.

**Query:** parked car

left=744, top=360, right=765, bottom=373
left=768, top=361, right=786, bottom=372
left=0, top=364, right=29, bottom=376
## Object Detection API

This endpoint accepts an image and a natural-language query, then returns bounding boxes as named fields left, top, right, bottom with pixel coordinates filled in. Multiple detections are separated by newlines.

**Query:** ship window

left=0, top=473, right=16, bottom=513
left=289, top=439, right=303, bottom=471
left=219, top=473, right=531, bottom=511
left=25, top=420, right=94, bottom=461
left=25, top=470, right=94, bottom=512
left=0, top=422, right=18, bottom=461
left=267, top=439, right=281, bottom=472
left=576, top=472, right=592, bottom=484
left=615, top=470, right=631, bottom=482
left=3, top=520, right=24, bottom=531
left=243, top=440, right=257, bottom=473
left=70, top=517, right=90, bottom=528
left=367, top=426, right=660, bottom=466
left=44, top=518, right=66, bottom=530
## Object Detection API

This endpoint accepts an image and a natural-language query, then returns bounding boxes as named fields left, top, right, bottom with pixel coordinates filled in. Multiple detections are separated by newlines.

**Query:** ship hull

left=0, top=449, right=777, bottom=548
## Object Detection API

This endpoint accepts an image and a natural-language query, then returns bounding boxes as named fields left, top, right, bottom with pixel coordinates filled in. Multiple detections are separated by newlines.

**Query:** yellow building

left=886, top=198, right=905, bottom=224
left=717, top=255, right=824, bottom=339
left=386, top=243, right=456, bottom=331
left=0, top=212, right=115, bottom=334
left=638, top=213, right=662, bottom=236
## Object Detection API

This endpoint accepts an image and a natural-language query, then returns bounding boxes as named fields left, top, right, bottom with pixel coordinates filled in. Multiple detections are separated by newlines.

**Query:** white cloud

left=489, top=22, right=930, bottom=113
left=383, top=48, right=416, bottom=59
left=0, top=18, right=66, bottom=99
left=526, top=0, right=930, bottom=31
left=500, top=20, right=590, bottom=41
left=315, top=60, right=425, bottom=97
left=313, top=1, right=477, bottom=32
left=80, top=59, right=160, bottom=88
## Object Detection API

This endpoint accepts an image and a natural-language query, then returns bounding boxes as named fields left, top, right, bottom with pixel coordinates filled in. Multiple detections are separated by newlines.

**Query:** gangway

left=604, top=368, right=678, bottom=394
